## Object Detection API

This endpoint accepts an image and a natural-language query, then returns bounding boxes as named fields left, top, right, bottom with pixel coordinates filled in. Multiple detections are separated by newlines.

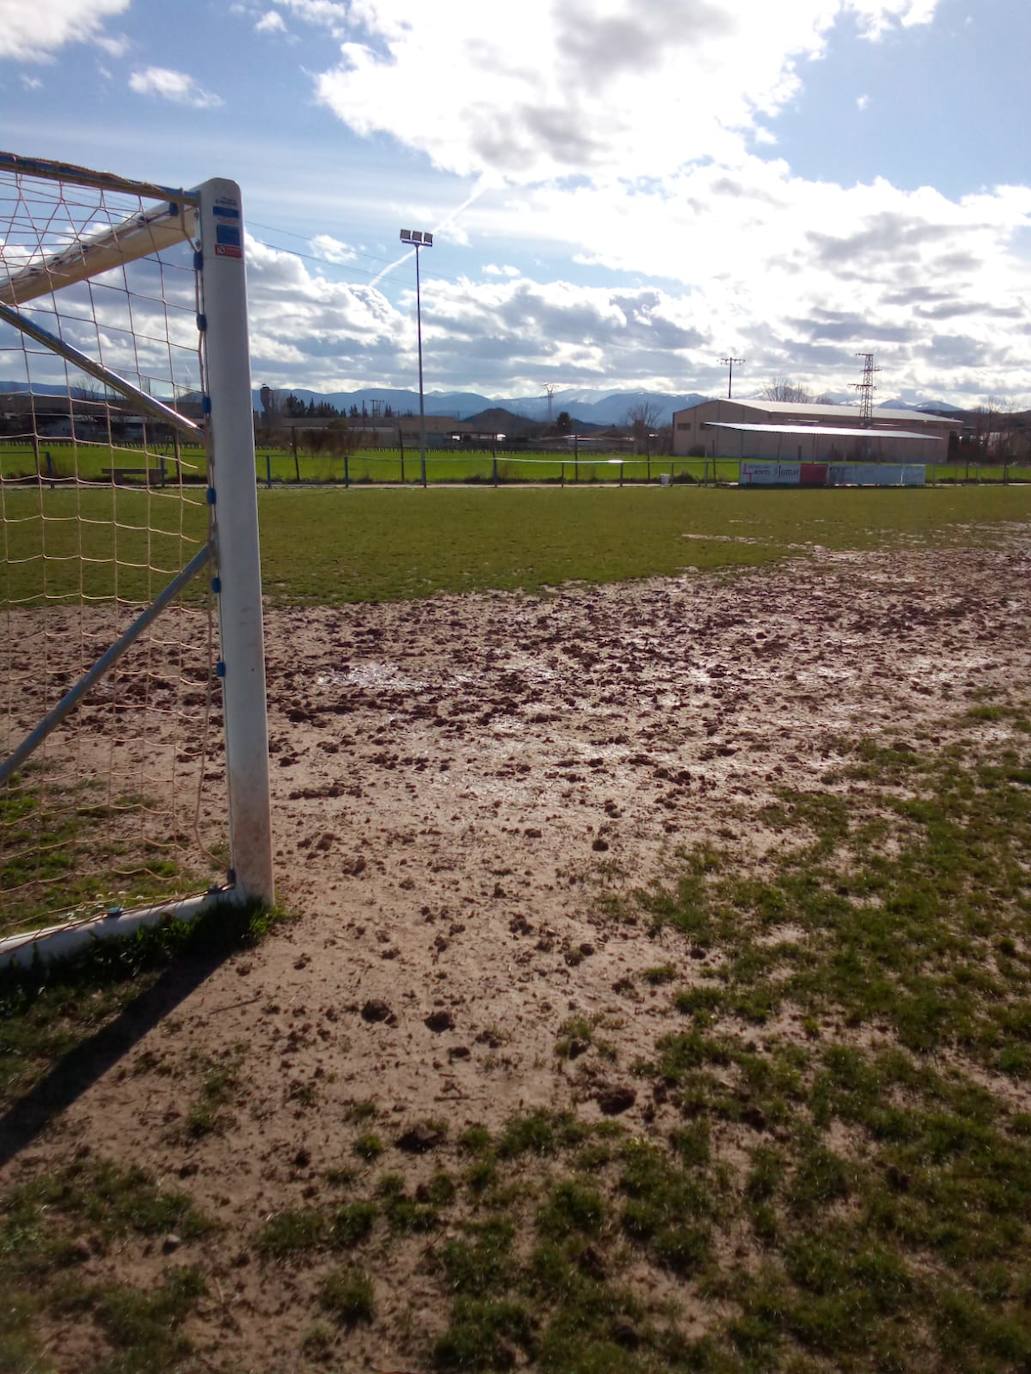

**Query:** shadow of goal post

left=0, top=155, right=273, bottom=965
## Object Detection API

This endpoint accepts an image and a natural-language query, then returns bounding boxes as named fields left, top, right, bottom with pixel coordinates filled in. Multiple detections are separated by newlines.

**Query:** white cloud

left=0, top=0, right=130, bottom=61
left=93, top=31, right=130, bottom=56
left=857, top=93, right=870, bottom=109
left=311, top=0, right=940, bottom=183
left=128, top=66, right=223, bottom=108
left=272, top=0, right=348, bottom=35
left=849, top=0, right=938, bottom=37
left=225, top=0, right=1030, bottom=407
left=255, top=9, right=286, bottom=32
left=20, top=73, right=43, bottom=89
left=310, top=233, right=356, bottom=263
left=239, top=159, right=1031, bottom=407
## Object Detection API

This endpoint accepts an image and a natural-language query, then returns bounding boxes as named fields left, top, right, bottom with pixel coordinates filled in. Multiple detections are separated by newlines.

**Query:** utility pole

left=720, top=356, right=745, bottom=400
left=541, top=383, right=556, bottom=423
left=852, top=352, right=880, bottom=426
left=400, top=228, right=434, bottom=486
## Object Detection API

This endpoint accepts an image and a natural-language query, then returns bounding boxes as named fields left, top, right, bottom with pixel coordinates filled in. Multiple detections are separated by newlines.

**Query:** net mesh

left=0, top=163, right=225, bottom=941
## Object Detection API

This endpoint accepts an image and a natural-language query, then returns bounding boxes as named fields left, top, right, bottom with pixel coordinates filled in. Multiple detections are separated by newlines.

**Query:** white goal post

left=0, top=153, right=273, bottom=965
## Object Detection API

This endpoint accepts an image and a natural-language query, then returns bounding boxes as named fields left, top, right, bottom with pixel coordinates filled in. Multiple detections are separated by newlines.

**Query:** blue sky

left=2, top=0, right=1029, bottom=405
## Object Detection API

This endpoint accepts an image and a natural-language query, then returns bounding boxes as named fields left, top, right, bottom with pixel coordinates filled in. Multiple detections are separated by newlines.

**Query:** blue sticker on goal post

left=214, top=218, right=243, bottom=259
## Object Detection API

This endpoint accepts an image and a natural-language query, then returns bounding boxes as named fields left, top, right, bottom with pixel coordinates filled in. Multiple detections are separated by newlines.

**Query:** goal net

left=0, top=153, right=272, bottom=961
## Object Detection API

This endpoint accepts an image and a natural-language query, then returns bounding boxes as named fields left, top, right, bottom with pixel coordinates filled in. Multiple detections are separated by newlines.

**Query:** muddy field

left=3, top=531, right=1030, bottom=1372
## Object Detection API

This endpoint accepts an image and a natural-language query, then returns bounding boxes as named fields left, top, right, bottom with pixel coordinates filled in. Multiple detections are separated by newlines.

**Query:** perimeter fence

left=2, top=441, right=1028, bottom=489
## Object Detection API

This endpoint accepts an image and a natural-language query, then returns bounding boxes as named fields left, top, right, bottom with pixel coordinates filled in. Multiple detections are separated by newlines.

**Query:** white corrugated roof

left=705, top=421, right=938, bottom=440
left=679, top=398, right=952, bottom=425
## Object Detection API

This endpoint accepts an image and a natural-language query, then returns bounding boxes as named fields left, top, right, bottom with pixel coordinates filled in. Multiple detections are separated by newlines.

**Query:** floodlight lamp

left=411, top=231, right=423, bottom=244
left=424, top=232, right=433, bottom=247
left=400, top=228, right=411, bottom=242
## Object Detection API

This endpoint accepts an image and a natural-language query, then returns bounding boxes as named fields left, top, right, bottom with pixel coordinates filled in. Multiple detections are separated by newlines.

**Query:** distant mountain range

left=253, top=386, right=710, bottom=427
left=0, top=378, right=967, bottom=427
left=251, top=386, right=970, bottom=426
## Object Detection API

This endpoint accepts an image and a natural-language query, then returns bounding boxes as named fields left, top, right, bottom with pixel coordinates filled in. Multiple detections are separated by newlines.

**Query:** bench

left=99, top=467, right=168, bottom=485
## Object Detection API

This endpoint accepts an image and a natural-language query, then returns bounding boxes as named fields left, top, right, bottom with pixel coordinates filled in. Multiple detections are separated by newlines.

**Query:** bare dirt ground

left=3, top=531, right=1030, bottom=1371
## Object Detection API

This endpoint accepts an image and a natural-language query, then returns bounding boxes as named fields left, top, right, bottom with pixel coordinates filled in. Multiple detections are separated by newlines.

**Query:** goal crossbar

left=0, top=200, right=198, bottom=309
left=0, top=151, right=201, bottom=207
left=0, top=298, right=201, bottom=434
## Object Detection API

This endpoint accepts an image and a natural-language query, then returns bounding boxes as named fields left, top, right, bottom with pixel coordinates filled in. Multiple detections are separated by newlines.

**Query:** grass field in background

left=2, top=441, right=1029, bottom=488
left=3, top=484, right=1029, bottom=607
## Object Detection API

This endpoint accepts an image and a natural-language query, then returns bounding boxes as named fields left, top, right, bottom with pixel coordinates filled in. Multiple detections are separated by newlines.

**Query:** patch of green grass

left=353, top=1131, right=385, bottom=1161
left=640, top=963, right=678, bottom=985
left=440, top=1218, right=516, bottom=1296
left=537, top=1180, right=606, bottom=1239
left=330, top=1201, right=377, bottom=1249
left=377, top=1175, right=444, bottom=1234
left=498, top=1109, right=588, bottom=1159
left=0, top=777, right=213, bottom=939
left=432, top=1297, right=536, bottom=1371
left=184, top=1044, right=245, bottom=1138
left=255, top=1208, right=327, bottom=1257
left=639, top=713, right=1031, bottom=1074
left=0, top=900, right=283, bottom=1110
left=616, top=703, right=1031, bottom=1368
left=319, top=1265, right=375, bottom=1328
left=0, top=1160, right=212, bottom=1374
left=300, top=1322, right=336, bottom=1360
left=1, top=1159, right=210, bottom=1275
left=617, top=1139, right=714, bottom=1277
left=89, top=1265, right=207, bottom=1368
left=555, top=1014, right=595, bottom=1060
left=343, top=1099, right=380, bottom=1124
left=458, top=1124, right=493, bottom=1155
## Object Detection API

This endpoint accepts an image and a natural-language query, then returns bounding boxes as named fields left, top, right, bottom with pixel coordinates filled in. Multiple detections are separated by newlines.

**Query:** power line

left=247, top=219, right=397, bottom=269
left=249, top=236, right=381, bottom=279
left=719, top=355, right=745, bottom=400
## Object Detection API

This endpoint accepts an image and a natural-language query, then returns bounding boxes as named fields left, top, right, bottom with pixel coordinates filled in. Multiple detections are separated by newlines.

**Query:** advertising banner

left=739, top=462, right=800, bottom=486
left=827, top=464, right=926, bottom=487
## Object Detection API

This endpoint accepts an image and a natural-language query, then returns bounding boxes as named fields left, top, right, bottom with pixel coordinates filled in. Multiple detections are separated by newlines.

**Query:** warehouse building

left=672, top=398, right=955, bottom=463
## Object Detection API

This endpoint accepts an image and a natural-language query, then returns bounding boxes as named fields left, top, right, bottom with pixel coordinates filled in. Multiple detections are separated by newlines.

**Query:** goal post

left=197, top=178, right=274, bottom=907
left=0, top=153, right=273, bottom=965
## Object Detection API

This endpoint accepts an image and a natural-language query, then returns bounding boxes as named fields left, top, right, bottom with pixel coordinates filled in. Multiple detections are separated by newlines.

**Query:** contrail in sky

left=368, top=179, right=490, bottom=288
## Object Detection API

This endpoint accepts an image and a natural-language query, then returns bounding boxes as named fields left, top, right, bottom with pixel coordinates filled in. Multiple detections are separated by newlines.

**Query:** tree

left=621, top=401, right=662, bottom=431
left=625, top=401, right=661, bottom=450
left=983, top=397, right=1028, bottom=479
left=764, top=379, right=813, bottom=403
left=555, top=410, right=573, bottom=434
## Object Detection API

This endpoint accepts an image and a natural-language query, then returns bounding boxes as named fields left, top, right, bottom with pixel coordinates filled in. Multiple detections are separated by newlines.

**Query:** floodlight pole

left=415, top=243, right=426, bottom=485
left=400, top=228, right=434, bottom=487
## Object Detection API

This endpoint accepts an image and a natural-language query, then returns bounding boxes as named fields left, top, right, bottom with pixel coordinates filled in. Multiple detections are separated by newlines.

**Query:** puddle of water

left=316, top=662, right=427, bottom=692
